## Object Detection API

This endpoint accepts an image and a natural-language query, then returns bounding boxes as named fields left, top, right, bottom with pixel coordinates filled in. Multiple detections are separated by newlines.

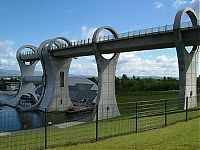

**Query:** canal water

left=0, top=94, right=92, bottom=132
left=0, top=94, right=44, bottom=132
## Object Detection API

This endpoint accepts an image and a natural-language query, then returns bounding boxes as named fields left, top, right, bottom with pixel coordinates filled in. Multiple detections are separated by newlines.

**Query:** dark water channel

left=0, top=94, right=45, bottom=132
left=0, top=94, right=92, bottom=132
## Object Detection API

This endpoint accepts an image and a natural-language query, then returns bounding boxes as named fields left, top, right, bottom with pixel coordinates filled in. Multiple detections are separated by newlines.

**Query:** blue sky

left=0, top=0, right=199, bottom=77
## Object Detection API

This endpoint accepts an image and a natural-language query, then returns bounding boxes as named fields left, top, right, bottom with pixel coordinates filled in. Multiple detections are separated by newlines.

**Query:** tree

left=132, top=75, right=136, bottom=80
left=121, top=74, right=128, bottom=80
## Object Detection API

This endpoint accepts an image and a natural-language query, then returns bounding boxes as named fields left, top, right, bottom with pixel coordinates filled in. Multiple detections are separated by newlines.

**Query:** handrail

left=20, top=20, right=200, bottom=57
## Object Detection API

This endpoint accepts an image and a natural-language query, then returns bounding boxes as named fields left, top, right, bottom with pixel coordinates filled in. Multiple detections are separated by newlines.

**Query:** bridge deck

left=20, top=21, right=200, bottom=61
left=52, top=27, right=200, bottom=58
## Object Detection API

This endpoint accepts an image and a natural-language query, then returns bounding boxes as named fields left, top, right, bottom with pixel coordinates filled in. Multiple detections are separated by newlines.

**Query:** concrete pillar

left=38, top=37, right=73, bottom=112
left=92, top=26, right=120, bottom=119
left=4, top=45, right=39, bottom=109
left=173, top=8, right=199, bottom=109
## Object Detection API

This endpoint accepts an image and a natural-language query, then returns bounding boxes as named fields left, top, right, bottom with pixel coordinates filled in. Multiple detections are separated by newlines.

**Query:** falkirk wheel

left=0, top=7, right=199, bottom=120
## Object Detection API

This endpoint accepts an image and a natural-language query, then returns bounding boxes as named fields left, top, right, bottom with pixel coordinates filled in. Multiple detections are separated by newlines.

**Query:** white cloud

left=173, top=0, right=191, bottom=8
left=171, top=0, right=199, bottom=20
left=190, top=0, right=200, bottom=18
left=0, top=59, right=18, bottom=70
left=117, top=53, right=179, bottom=77
left=61, top=31, right=70, bottom=37
left=69, top=62, right=97, bottom=75
left=172, top=0, right=199, bottom=10
left=0, top=40, right=15, bottom=58
left=0, top=40, right=18, bottom=70
left=81, top=26, right=98, bottom=39
left=68, top=52, right=179, bottom=77
left=154, top=1, right=164, bottom=9
left=81, top=26, right=105, bottom=39
left=0, top=59, right=9, bottom=65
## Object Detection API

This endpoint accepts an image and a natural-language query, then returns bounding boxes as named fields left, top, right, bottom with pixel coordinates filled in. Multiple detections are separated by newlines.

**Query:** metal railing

left=0, top=96, right=199, bottom=150
left=20, top=20, right=200, bottom=57
left=47, top=20, right=200, bottom=51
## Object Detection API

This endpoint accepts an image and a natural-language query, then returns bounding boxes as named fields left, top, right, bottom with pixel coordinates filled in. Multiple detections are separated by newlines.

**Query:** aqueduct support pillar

left=92, top=26, right=120, bottom=119
left=173, top=8, right=199, bottom=109
left=38, top=37, right=73, bottom=111
left=2, top=45, right=39, bottom=108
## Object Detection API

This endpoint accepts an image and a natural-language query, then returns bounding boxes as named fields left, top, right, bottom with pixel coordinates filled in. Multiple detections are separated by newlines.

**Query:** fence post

left=44, top=108, right=47, bottom=149
left=186, top=97, right=188, bottom=122
left=96, top=105, right=99, bottom=142
left=135, top=102, right=138, bottom=133
left=164, top=100, right=167, bottom=126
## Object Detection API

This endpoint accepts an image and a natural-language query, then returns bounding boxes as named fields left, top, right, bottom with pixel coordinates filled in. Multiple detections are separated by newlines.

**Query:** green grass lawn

left=51, top=118, right=200, bottom=150
left=0, top=92, right=199, bottom=150
left=0, top=107, right=199, bottom=150
left=116, top=91, right=179, bottom=104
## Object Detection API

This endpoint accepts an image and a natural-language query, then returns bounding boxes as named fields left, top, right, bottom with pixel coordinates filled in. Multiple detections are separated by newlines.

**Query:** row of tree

left=89, top=74, right=200, bottom=94
left=0, top=77, right=20, bottom=90
left=115, top=74, right=179, bottom=93
left=1, top=75, right=200, bottom=93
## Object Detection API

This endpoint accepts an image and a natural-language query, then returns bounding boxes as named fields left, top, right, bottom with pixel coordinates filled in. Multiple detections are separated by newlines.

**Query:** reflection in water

left=0, top=94, right=92, bottom=132
left=0, top=94, right=43, bottom=132
left=18, top=111, right=44, bottom=130
left=0, top=106, right=21, bottom=132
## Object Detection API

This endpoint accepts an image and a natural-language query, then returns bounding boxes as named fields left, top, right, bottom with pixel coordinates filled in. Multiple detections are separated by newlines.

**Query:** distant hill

left=138, top=76, right=163, bottom=79
left=0, top=69, right=21, bottom=76
left=0, top=69, right=177, bottom=79
left=0, top=69, right=93, bottom=78
left=0, top=69, right=43, bottom=76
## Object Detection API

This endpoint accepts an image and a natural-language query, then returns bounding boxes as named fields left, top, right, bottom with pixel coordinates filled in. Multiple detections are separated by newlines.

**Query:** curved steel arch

left=173, top=7, right=198, bottom=54
left=48, top=37, right=72, bottom=50
left=39, top=39, right=52, bottom=51
left=92, top=26, right=118, bottom=60
left=17, top=45, right=38, bottom=66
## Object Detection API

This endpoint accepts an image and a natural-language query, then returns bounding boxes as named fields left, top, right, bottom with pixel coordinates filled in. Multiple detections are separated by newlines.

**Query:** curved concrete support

left=3, top=45, right=39, bottom=108
left=23, top=76, right=43, bottom=84
left=92, top=26, right=120, bottom=119
left=173, top=7, right=199, bottom=109
left=38, top=37, right=73, bottom=111
left=17, top=40, right=52, bottom=111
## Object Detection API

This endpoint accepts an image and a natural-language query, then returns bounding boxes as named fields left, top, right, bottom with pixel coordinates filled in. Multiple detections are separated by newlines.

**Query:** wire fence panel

left=98, top=104, right=134, bottom=139
left=188, top=108, right=200, bottom=120
left=188, top=95, right=200, bottom=120
left=46, top=110, right=95, bottom=148
left=137, top=100, right=165, bottom=131
left=0, top=95, right=199, bottom=149
left=0, top=110, right=45, bottom=150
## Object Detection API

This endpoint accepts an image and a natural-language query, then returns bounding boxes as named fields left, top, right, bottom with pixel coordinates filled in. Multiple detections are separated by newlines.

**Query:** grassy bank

left=116, top=91, right=179, bottom=103
left=0, top=92, right=199, bottom=150
left=52, top=118, right=200, bottom=150
left=0, top=105, right=199, bottom=149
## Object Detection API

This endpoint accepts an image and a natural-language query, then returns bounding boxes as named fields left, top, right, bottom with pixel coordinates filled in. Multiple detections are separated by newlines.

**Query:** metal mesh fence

left=0, top=95, right=199, bottom=150
left=46, top=111, right=95, bottom=148
left=0, top=110, right=45, bottom=150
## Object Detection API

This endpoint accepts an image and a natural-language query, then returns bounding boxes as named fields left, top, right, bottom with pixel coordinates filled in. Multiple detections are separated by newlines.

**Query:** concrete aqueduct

left=0, top=8, right=199, bottom=119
